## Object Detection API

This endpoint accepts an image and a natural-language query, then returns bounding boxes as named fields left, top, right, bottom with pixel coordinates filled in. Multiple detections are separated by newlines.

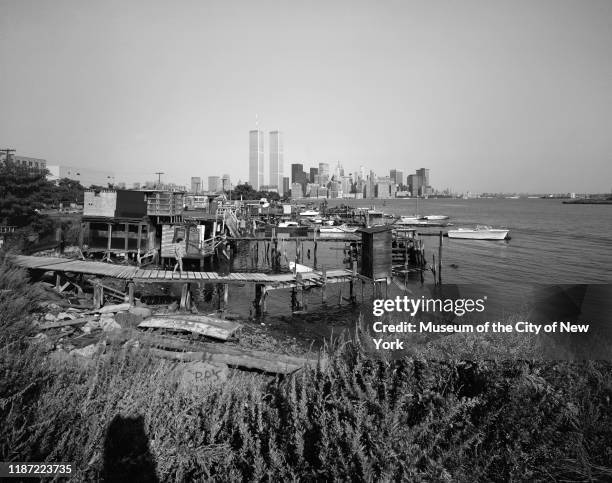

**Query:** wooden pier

left=10, top=254, right=359, bottom=315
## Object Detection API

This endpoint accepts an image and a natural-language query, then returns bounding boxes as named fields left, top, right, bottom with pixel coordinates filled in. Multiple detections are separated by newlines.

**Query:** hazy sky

left=1, top=0, right=611, bottom=192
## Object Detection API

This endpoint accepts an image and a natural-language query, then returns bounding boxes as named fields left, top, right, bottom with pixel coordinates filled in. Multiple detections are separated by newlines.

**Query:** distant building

left=9, top=155, right=47, bottom=171
left=208, top=176, right=221, bottom=193
left=317, top=187, right=328, bottom=198
left=416, top=168, right=431, bottom=195
left=306, top=183, right=319, bottom=197
left=375, top=177, right=393, bottom=199
left=309, top=167, right=318, bottom=183
left=290, top=182, right=303, bottom=199
left=222, top=174, right=231, bottom=192
left=269, top=131, right=284, bottom=195
left=340, top=176, right=352, bottom=195
left=249, top=130, right=264, bottom=190
left=390, top=169, right=403, bottom=187
left=282, top=177, right=290, bottom=196
left=47, top=165, right=114, bottom=187
left=318, top=162, right=330, bottom=185
left=190, top=177, right=202, bottom=193
left=291, top=163, right=304, bottom=183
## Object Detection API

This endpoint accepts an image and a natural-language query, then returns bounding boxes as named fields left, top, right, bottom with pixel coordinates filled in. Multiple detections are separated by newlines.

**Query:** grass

left=1, top=258, right=611, bottom=481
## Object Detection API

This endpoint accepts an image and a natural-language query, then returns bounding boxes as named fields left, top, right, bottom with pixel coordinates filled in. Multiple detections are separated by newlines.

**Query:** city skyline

left=1, top=0, right=611, bottom=193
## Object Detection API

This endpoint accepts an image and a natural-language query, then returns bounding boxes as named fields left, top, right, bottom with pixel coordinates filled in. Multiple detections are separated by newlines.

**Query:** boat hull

left=448, top=229, right=509, bottom=240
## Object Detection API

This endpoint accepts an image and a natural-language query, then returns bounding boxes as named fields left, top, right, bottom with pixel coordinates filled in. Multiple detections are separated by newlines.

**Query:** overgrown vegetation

left=1, top=261, right=611, bottom=481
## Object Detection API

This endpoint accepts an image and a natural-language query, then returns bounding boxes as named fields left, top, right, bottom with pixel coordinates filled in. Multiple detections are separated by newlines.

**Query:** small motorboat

left=278, top=221, right=299, bottom=228
left=398, top=215, right=425, bottom=223
left=299, top=210, right=319, bottom=216
left=423, top=215, right=449, bottom=220
left=447, top=226, right=509, bottom=240
left=319, top=224, right=359, bottom=234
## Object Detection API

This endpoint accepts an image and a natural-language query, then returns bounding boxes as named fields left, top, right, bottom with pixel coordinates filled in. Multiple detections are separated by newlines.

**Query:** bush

left=0, top=264, right=611, bottom=481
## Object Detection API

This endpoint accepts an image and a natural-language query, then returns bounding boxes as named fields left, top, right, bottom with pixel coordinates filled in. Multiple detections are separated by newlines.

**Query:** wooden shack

left=82, top=190, right=155, bottom=256
left=357, top=225, right=392, bottom=281
left=161, top=223, right=215, bottom=261
left=84, top=189, right=147, bottom=219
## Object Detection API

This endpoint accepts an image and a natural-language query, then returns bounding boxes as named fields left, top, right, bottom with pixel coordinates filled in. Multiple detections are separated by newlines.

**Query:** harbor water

left=188, top=198, right=612, bottom=348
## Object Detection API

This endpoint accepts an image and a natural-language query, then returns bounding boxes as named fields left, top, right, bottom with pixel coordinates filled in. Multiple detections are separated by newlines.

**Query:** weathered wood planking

left=132, top=332, right=324, bottom=374
left=11, top=255, right=353, bottom=287
left=138, top=314, right=242, bottom=341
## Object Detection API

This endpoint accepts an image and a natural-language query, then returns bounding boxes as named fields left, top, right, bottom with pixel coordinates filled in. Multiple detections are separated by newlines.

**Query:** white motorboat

left=319, top=224, right=359, bottom=234
left=447, top=226, right=509, bottom=240
left=423, top=215, right=449, bottom=220
left=278, top=221, right=299, bottom=228
left=398, top=215, right=425, bottom=223
left=299, top=210, right=319, bottom=216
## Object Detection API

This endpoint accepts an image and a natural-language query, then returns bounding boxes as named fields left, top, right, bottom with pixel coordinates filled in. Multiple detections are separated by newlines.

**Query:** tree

left=229, top=183, right=281, bottom=202
left=0, top=162, right=52, bottom=227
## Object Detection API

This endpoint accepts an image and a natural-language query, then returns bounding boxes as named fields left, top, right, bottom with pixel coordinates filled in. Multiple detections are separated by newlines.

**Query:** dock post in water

left=128, top=281, right=135, bottom=305
left=321, top=266, right=327, bottom=302
left=180, top=283, right=191, bottom=311
left=254, top=283, right=266, bottom=316
left=349, top=261, right=357, bottom=303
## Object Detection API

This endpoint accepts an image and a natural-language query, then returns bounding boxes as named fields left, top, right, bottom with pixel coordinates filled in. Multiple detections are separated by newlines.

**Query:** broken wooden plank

left=131, top=332, right=325, bottom=373
left=138, top=314, right=242, bottom=341
left=147, top=347, right=301, bottom=374
left=39, top=316, right=98, bottom=330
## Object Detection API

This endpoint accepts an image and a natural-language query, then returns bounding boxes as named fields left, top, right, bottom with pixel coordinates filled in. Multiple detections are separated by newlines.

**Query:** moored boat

left=318, top=224, right=360, bottom=234
left=447, top=226, right=509, bottom=240
left=423, top=215, right=449, bottom=220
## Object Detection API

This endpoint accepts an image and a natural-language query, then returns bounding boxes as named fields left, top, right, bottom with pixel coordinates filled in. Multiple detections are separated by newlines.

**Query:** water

left=181, top=198, right=612, bottom=349
left=330, top=197, right=612, bottom=284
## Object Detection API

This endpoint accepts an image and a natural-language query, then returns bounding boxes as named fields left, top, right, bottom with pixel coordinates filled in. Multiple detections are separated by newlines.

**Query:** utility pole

left=155, top=172, right=164, bottom=188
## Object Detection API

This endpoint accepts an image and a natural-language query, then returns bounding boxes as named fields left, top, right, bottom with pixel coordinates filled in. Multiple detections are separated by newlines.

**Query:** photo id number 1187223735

left=0, top=462, right=73, bottom=477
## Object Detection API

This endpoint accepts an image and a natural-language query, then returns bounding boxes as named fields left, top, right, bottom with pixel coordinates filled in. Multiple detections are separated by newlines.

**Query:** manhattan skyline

left=1, top=0, right=611, bottom=193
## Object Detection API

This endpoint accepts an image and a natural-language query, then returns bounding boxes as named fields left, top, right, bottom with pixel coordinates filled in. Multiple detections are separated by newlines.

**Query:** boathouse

left=357, top=225, right=392, bottom=281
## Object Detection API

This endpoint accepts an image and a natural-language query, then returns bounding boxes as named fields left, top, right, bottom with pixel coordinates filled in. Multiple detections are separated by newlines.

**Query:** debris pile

left=31, top=297, right=323, bottom=376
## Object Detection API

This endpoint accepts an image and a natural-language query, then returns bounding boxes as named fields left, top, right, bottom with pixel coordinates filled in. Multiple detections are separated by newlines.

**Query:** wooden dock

left=10, top=254, right=362, bottom=315
left=9, top=255, right=353, bottom=287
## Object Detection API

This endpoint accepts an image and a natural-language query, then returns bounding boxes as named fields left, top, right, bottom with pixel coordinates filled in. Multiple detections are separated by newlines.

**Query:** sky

left=1, top=0, right=611, bottom=193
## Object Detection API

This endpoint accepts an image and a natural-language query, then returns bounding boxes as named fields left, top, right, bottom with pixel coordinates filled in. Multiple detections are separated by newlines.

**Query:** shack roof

left=357, top=225, right=392, bottom=234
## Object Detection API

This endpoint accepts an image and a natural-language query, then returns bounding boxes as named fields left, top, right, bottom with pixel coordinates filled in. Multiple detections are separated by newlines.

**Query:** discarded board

left=39, top=316, right=98, bottom=330
left=172, top=361, right=228, bottom=389
left=97, top=303, right=131, bottom=314
left=127, top=331, right=324, bottom=374
left=138, top=314, right=242, bottom=341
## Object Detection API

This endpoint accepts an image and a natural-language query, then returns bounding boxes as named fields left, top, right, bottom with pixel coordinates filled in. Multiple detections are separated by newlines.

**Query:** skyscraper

left=269, top=131, right=284, bottom=195
left=318, top=162, right=330, bottom=185
left=390, top=169, right=403, bottom=186
left=208, top=176, right=221, bottom=193
left=309, top=167, right=318, bottom=183
left=222, top=174, right=231, bottom=191
left=291, top=163, right=304, bottom=183
left=191, top=177, right=201, bottom=193
left=249, top=130, right=264, bottom=190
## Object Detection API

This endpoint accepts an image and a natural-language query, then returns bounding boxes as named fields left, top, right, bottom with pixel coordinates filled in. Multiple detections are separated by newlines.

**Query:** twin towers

left=249, top=130, right=284, bottom=195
